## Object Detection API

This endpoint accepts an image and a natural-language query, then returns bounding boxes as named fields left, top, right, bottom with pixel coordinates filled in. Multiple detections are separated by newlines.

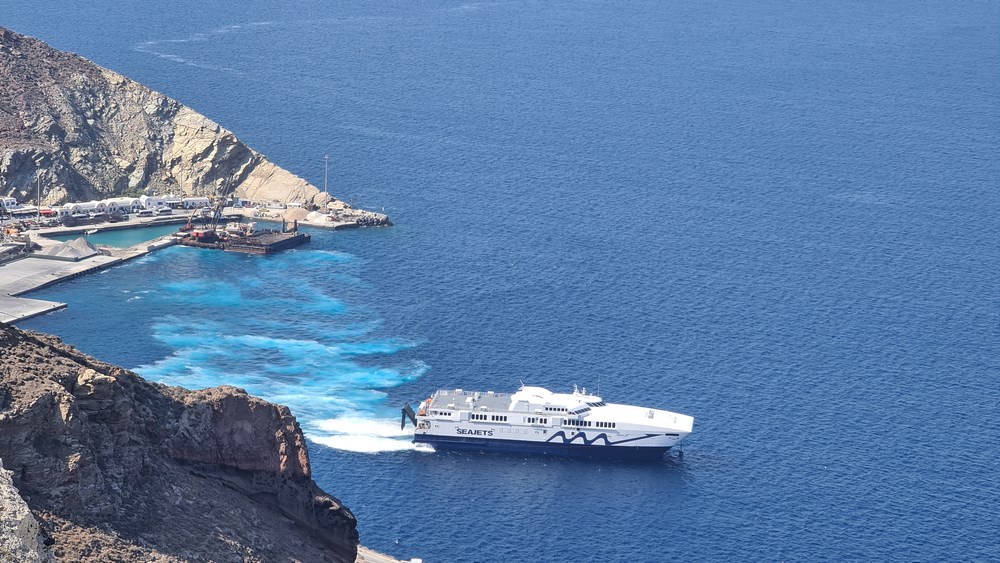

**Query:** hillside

left=0, top=26, right=333, bottom=208
left=0, top=324, right=359, bottom=562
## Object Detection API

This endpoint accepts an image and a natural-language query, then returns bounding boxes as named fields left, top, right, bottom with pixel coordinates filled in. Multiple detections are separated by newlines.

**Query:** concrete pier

left=0, top=233, right=177, bottom=325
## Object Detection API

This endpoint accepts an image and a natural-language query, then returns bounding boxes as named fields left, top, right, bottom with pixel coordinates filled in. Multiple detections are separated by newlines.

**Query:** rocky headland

left=0, top=324, right=359, bottom=562
left=0, top=26, right=335, bottom=208
left=0, top=26, right=399, bottom=562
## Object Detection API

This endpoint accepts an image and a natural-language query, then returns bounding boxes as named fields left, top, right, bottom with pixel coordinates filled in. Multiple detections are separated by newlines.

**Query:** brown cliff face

left=0, top=26, right=334, bottom=208
left=0, top=325, right=358, bottom=562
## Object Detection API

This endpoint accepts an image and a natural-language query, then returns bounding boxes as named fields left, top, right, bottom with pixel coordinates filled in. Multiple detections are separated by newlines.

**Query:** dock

left=223, top=231, right=311, bottom=254
left=0, top=234, right=178, bottom=325
left=177, top=221, right=310, bottom=255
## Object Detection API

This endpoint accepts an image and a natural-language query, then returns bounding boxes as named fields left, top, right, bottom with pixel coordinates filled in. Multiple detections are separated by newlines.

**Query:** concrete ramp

left=0, top=295, right=66, bottom=324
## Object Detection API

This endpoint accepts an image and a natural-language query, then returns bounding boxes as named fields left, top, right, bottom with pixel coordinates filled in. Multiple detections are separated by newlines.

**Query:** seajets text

left=457, top=428, right=494, bottom=437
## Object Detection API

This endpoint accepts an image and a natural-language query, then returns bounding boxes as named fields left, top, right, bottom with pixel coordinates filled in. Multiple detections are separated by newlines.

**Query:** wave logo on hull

left=545, top=431, right=659, bottom=447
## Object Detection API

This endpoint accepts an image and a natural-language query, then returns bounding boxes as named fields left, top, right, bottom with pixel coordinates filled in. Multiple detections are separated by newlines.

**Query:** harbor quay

left=0, top=229, right=178, bottom=324
left=0, top=202, right=391, bottom=324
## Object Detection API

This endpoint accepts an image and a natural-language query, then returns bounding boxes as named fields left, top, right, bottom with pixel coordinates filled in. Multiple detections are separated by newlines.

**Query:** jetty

left=0, top=231, right=177, bottom=324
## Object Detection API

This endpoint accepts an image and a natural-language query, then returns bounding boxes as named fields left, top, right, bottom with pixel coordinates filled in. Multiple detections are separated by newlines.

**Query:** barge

left=177, top=220, right=310, bottom=255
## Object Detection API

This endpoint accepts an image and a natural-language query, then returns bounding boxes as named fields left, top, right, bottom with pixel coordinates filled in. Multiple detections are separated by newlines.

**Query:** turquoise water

left=45, top=223, right=181, bottom=247
left=10, top=1, right=1000, bottom=561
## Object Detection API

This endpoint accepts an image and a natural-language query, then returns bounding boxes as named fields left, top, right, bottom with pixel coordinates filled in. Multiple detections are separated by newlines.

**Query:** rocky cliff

left=0, top=26, right=334, bottom=208
left=0, top=324, right=358, bottom=562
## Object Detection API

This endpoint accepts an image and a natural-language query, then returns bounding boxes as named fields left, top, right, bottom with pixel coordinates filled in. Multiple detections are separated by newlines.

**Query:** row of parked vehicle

left=2, top=206, right=174, bottom=230
left=41, top=206, right=174, bottom=227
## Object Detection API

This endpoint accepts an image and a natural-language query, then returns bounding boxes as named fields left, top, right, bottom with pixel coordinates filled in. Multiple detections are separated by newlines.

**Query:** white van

left=136, top=209, right=155, bottom=217
left=155, top=207, right=173, bottom=215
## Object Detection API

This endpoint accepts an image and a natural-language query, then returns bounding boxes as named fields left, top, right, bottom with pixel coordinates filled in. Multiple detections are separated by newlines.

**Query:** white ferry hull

left=413, top=433, right=675, bottom=461
left=406, top=385, right=693, bottom=461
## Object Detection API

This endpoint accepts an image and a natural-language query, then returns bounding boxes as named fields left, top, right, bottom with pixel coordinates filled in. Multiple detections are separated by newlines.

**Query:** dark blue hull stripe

left=415, top=434, right=670, bottom=460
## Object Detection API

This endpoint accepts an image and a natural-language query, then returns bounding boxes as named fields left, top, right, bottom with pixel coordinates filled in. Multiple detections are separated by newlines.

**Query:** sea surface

left=45, top=223, right=181, bottom=246
left=7, top=1, right=1000, bottom=561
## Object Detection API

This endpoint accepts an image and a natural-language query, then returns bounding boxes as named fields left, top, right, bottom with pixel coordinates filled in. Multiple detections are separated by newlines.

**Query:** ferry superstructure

left=402, top=385, right=693, bottom=460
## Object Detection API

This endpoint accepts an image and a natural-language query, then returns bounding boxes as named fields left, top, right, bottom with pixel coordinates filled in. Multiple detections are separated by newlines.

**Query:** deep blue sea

left=6, top=1, right=999, bottom=560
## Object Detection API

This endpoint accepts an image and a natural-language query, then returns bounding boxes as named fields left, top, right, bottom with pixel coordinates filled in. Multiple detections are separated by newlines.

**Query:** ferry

left=402, top=385, right=693, bottom=461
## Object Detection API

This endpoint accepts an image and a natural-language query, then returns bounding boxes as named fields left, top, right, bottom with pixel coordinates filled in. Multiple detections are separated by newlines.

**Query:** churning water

left=10, top=1, right=999, bottom=560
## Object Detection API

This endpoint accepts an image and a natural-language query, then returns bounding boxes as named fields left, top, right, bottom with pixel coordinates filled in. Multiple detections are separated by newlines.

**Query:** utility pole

left=324, top=153, right=330, bottom=196
left=36, top=176, right=40, bottom=221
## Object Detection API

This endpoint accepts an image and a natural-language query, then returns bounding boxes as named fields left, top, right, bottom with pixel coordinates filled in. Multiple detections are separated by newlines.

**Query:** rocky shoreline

left=0, top=24, right=410, bottom=563
left=0, top=325, right=359, bottom=562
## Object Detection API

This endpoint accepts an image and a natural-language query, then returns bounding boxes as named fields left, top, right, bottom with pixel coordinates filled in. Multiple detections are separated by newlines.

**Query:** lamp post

left=36, top=176, right=40, bottom=221
left=324, top=153, right=330, bottom=196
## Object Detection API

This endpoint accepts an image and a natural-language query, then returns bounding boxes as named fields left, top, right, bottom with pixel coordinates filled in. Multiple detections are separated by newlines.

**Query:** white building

left=182, top=197, right=211, bottom=209
left=103, top=197, right=142, bottom=213
left=139, top=195, right=166, bottom=209
left=76, top=200, right=107, bottom=214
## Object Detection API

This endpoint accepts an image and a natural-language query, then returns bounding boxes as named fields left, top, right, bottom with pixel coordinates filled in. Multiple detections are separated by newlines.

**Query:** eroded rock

left=0, top=325, right=358, bottom=562
left=0, top=26, right=332, bottom=208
